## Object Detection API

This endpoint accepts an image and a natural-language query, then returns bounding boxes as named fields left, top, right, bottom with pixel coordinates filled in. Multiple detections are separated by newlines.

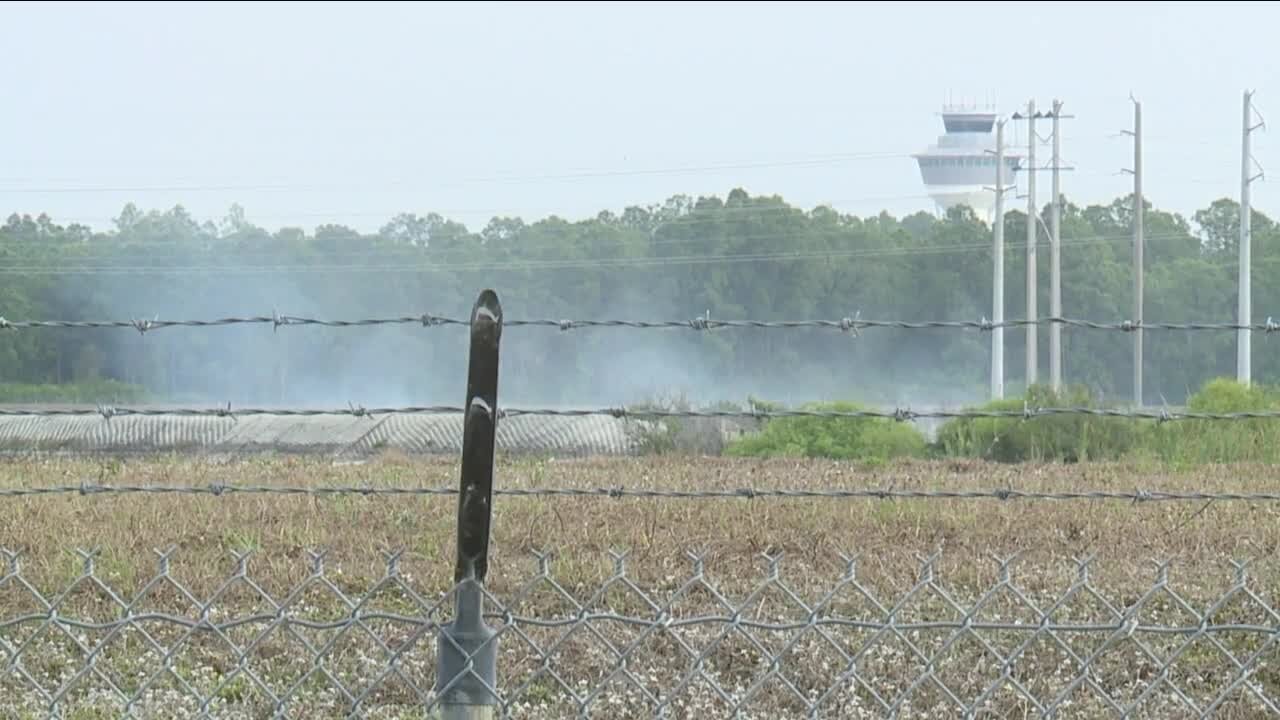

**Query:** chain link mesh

left=1, top=547, right=1276, bottom=718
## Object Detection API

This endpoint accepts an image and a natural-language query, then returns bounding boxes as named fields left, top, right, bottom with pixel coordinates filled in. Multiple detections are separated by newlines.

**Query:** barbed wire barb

left=130, top=315, right=157, bottom=335
left=840, top=310, right=860, bottom=336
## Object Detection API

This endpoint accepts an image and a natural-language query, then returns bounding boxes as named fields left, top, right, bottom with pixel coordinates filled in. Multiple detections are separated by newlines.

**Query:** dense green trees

left=0, top=190, right=1274, bottom=409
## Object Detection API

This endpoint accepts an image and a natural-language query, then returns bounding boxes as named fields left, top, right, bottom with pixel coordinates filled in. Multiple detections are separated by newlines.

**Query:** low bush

left=1143, top=378, right=1280, bottom=465
left=934, top=385, right=1141, bottom=463
left=724, top=400, right=926, bottom=462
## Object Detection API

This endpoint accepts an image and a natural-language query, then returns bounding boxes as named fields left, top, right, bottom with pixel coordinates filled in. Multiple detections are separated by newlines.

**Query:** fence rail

left=0, top=548, right=1275, bottom=719
left=1, top=313, right=1278, bottom=334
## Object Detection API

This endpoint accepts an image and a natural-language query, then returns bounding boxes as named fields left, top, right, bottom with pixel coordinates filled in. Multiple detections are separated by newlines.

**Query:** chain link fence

left=4, top=292, right=1280, bottom=718
left=0, top=548, right=1276, bottom=719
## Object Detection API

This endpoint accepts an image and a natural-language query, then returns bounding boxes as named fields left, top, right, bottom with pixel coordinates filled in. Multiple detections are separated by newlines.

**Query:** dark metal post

left=437, top=289, right=502, bottom=720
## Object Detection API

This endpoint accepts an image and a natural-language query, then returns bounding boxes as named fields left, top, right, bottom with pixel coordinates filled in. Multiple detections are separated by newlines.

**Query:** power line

left=0, top=224, right=1202, bottom=263
left=1, top=192, right=939, bottom=227
left=0, top=192, right=948, bottom=247
left=0, top=130, right=1236, bottom=191
left=0, top=188, right=1251, bottom=257
left=0, top=230, right=1224, bottom=276
left=0, top=151, right=916, bottom=195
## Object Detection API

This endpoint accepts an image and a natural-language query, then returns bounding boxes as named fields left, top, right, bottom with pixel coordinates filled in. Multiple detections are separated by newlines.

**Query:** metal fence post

left=437, top=289, right=503, bottom=720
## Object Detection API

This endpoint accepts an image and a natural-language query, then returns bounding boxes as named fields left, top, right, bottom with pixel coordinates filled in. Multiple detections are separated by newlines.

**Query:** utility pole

left=1024, top=100, right=1038, bottom=389
left=1239, top=90, right=1265, bottom=385
left=1049, top=100, right=1064, bottom=393
left=1121, top=97, right=1144, bottom=407
left=992, top=119, right=1006, bottom=400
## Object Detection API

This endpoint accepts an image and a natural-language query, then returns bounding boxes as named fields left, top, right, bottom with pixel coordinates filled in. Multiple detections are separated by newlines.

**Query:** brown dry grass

left=1, top=454, right=1278, bottom=718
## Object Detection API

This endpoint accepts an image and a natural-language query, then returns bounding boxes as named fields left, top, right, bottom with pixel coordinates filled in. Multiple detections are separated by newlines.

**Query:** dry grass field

left=1, top=453, right=1278, bottom=718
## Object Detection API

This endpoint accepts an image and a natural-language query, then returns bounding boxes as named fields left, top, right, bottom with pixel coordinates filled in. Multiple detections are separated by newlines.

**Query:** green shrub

left=725, top=401, right=926, bottom=462
left=935, top=385, right=1141, bottom=463
left=1143, top=378, right=1280, bottom=465
left=938, top=379, right=1280, bottom=465
left=0, top=380, right=148, bottom=404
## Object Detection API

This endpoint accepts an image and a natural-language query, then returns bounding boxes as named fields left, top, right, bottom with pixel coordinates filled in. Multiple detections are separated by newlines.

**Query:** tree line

left=0, top=189, right=1275, bottom=408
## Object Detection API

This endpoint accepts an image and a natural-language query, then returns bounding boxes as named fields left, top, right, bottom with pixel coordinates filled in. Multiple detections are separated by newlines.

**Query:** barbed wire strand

left=1, top=484, right=1279, bottom=503
left=2, top=314, right=1277, bottom=334
left=3, top=404, right=1280, bottom=421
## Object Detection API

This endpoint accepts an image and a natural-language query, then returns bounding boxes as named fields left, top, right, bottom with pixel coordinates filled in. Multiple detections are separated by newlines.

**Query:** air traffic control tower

left=913, top=105, right=1022, bottom=220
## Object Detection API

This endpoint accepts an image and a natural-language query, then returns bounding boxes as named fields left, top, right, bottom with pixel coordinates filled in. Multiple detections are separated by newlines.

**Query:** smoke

left=65, top=266, right=984, bottom=415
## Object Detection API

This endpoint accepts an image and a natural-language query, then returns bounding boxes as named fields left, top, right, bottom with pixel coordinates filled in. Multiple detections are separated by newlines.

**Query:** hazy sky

left=2, top=1, right=1276, bottom=234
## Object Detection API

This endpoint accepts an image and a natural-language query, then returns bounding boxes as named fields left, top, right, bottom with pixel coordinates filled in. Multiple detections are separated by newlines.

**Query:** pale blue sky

left=1, top=0, right=1274, bottom=232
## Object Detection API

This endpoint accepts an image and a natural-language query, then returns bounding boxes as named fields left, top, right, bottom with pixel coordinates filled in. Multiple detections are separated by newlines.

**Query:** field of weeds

left=1, top=454, right=1278, bottom=718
